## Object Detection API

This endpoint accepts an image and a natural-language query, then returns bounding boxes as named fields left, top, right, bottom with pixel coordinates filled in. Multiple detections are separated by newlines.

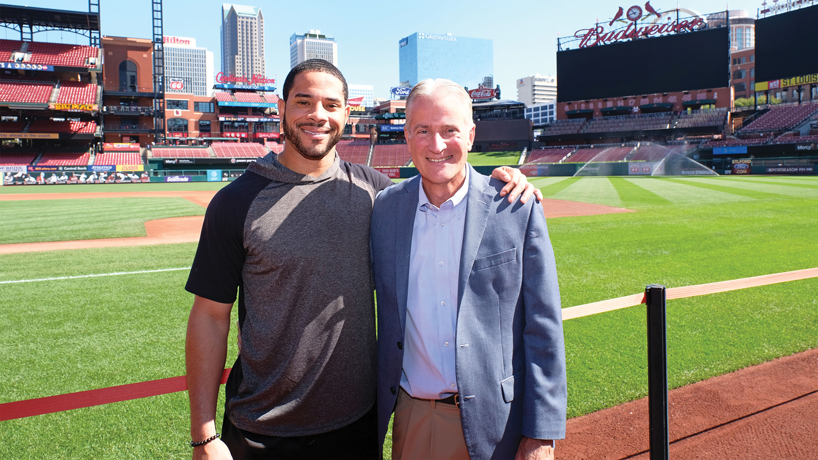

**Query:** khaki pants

left=392, top=388, right=470, bottom=460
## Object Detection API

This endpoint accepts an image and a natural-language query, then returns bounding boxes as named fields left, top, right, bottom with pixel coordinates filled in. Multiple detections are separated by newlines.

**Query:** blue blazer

left=371, top=165, right=567, bottom=460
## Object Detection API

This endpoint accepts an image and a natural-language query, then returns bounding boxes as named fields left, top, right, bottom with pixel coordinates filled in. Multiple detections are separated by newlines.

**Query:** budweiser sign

left=348, top=96, right=365, bottom=107
left=215, top=72, right=276, bottom=86
left=574, top=2, right=706, bottom=49
left=468, top=85, right=498, bottom=100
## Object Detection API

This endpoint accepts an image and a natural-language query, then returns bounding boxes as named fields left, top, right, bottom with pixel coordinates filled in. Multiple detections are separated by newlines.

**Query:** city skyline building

left=398, top=32, right=493, bottom=90
left=516, top=74, right=557, bottom=107
left=289, top=30, right=338, bottom=69
left=220, top=4, right=265, bottom=80
left=348, top=84, right=374, bottom=108
left=163, top=36, right=215, bottom=97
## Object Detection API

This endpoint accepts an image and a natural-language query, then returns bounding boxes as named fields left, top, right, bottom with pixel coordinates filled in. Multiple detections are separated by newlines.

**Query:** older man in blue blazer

left=371, top=79, right=567, bottom=460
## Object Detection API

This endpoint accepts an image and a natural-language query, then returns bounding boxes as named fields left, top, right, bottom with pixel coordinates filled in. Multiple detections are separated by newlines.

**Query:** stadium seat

left=371, top=143, right=411, bottom=167
left=0, top=81, right=54, bottom=104
left=525, top=147, right=575, bottom=164
left=335, top=140, right=370, bottom=165
left=56, top=81, right=98, bottom=105
left=234, top=92, right=264, bottom=103
left=26, top=41, right=99, bottom=68
left=151, top=147, right=211, bottom=158
left=94, top=151, right=142, bottom=166
left=211, top=142, right=268, bottom=158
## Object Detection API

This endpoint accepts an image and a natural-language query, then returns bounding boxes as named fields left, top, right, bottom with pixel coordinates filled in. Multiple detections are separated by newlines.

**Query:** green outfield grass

left=0, top=198, right=205, bottom=244
left=1, top=176, right=816, bottom=459
left=466, top=150, right=522, bottom=166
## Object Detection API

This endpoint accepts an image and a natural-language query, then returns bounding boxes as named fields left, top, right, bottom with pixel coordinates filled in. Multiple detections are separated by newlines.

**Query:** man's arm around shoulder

left=186, top=295, right=234, bottom=460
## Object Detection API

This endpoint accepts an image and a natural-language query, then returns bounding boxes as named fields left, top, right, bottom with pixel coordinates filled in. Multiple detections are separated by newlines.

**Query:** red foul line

left=3, top=268, right=817, bottom=421
left=0, top=368, right=230, bottom=421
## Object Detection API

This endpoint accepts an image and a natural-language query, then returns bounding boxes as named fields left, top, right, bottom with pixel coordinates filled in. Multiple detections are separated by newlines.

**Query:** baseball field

left=1, top=175, right=816, bottom=459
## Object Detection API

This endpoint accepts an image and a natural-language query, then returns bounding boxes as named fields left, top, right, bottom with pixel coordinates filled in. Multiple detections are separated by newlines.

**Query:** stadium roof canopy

left=0, top=4, right=100, bottom=43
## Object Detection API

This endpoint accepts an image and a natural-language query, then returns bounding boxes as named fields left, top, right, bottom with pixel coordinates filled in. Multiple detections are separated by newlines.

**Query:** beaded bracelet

left=190, top=433, right=220, bottom=448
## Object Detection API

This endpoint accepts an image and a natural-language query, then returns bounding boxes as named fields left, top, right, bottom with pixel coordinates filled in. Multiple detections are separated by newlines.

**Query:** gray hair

left=405, top=79, right=474, bottom=134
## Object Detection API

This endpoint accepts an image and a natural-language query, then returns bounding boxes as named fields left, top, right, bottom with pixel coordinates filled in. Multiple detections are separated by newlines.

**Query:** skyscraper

left=516, top=75, right=557, bottom=107
left=163, top=36, right=215, bottom=97
left=289, top=30, right=338, bottom=69
left=220, top=4, right=265, bottom=80
left=398, top=32, right=493, bottom=89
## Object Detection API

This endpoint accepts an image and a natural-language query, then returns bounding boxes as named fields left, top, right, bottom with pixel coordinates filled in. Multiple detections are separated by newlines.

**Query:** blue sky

left=2, top=0, right=765, bottom=99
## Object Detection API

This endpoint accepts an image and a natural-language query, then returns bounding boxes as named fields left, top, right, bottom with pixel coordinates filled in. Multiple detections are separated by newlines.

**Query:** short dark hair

left=282, top=59, right=348, bottom=104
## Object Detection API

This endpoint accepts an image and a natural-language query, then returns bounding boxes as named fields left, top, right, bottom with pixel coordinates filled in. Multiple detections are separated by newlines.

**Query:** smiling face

left=405, top=87, right=475, bottom=206
left=279, top=70, right=350, bottom=167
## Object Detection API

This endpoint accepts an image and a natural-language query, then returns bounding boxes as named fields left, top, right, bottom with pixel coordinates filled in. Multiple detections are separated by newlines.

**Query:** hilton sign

left=573, top=2, right=706, bottom=48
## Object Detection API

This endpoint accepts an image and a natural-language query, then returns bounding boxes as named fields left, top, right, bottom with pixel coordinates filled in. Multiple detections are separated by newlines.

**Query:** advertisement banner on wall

left=375, top=168, right=401, bottom=178
left=628, top=162, right=659, bottom=175
left=207, top=170, right=223, bottom=182
left=103, top=143, right=141, bottom=151
left=379, top=124, right=405, bottom=132
left=765, top=165, right=815, bottom=175
left=0, top=165, right=27, bottom=173
left=165, top=175, right=192, bottom=183
left=116, top=165, right=144, bottom=172
left=732, top=159, right=752, bottom=175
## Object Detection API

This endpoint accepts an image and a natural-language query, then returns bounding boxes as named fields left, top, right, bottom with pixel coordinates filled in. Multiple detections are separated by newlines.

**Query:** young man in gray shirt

left=185, top=60, right=540, bottom=460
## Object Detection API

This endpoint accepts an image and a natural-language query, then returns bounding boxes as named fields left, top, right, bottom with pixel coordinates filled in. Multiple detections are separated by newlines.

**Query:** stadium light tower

left=152, top=0, right=166, bottom=144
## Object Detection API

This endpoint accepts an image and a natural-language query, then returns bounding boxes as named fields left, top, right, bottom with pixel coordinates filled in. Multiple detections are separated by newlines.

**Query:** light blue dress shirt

left=400, top=167, right=469, bottom=399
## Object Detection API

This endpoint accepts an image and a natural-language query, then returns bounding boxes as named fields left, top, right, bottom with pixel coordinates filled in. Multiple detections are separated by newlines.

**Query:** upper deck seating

left=26, top=42, right=98, bottom=68
left=57, top=81, right=98, bottom=105
left=0, top=40, right=22, bottom=61
left=0, top=81, right=53, bottom=103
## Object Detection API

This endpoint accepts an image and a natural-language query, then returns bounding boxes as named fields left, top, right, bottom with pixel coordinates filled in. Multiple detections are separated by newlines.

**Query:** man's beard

left=281, top=112, right=343, bottom=161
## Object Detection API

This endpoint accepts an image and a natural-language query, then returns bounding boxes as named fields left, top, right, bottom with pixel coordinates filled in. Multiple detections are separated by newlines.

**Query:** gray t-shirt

left=186, top=152, right=392, bottom=436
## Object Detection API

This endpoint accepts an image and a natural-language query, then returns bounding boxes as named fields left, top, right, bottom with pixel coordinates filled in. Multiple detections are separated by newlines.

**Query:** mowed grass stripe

left=659, top=177, right=786, bottom=200
left=676, top=176, right=818, bottom=198
left=608, top=177, right=672, bottom=207
left=549, top=177, right=621, bottom=207
left=617, top=177, right=751, bottom=204
left=0, top=197, right=204, bottom=244
left=538, top=176, right=582, bottom=197
left=728, top=177, right=818, bottom=190
left=467, top=151, right=521, bottom=165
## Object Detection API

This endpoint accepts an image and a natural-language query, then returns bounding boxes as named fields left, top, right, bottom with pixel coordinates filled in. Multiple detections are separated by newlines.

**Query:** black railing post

left=646, top=284, right=669, bottom=460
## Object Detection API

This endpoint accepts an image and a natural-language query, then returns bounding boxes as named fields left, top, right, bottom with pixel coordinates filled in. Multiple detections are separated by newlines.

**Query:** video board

left=755, top=5, right=818, bottom=83
left=557, top=27, right=729, bottom=102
